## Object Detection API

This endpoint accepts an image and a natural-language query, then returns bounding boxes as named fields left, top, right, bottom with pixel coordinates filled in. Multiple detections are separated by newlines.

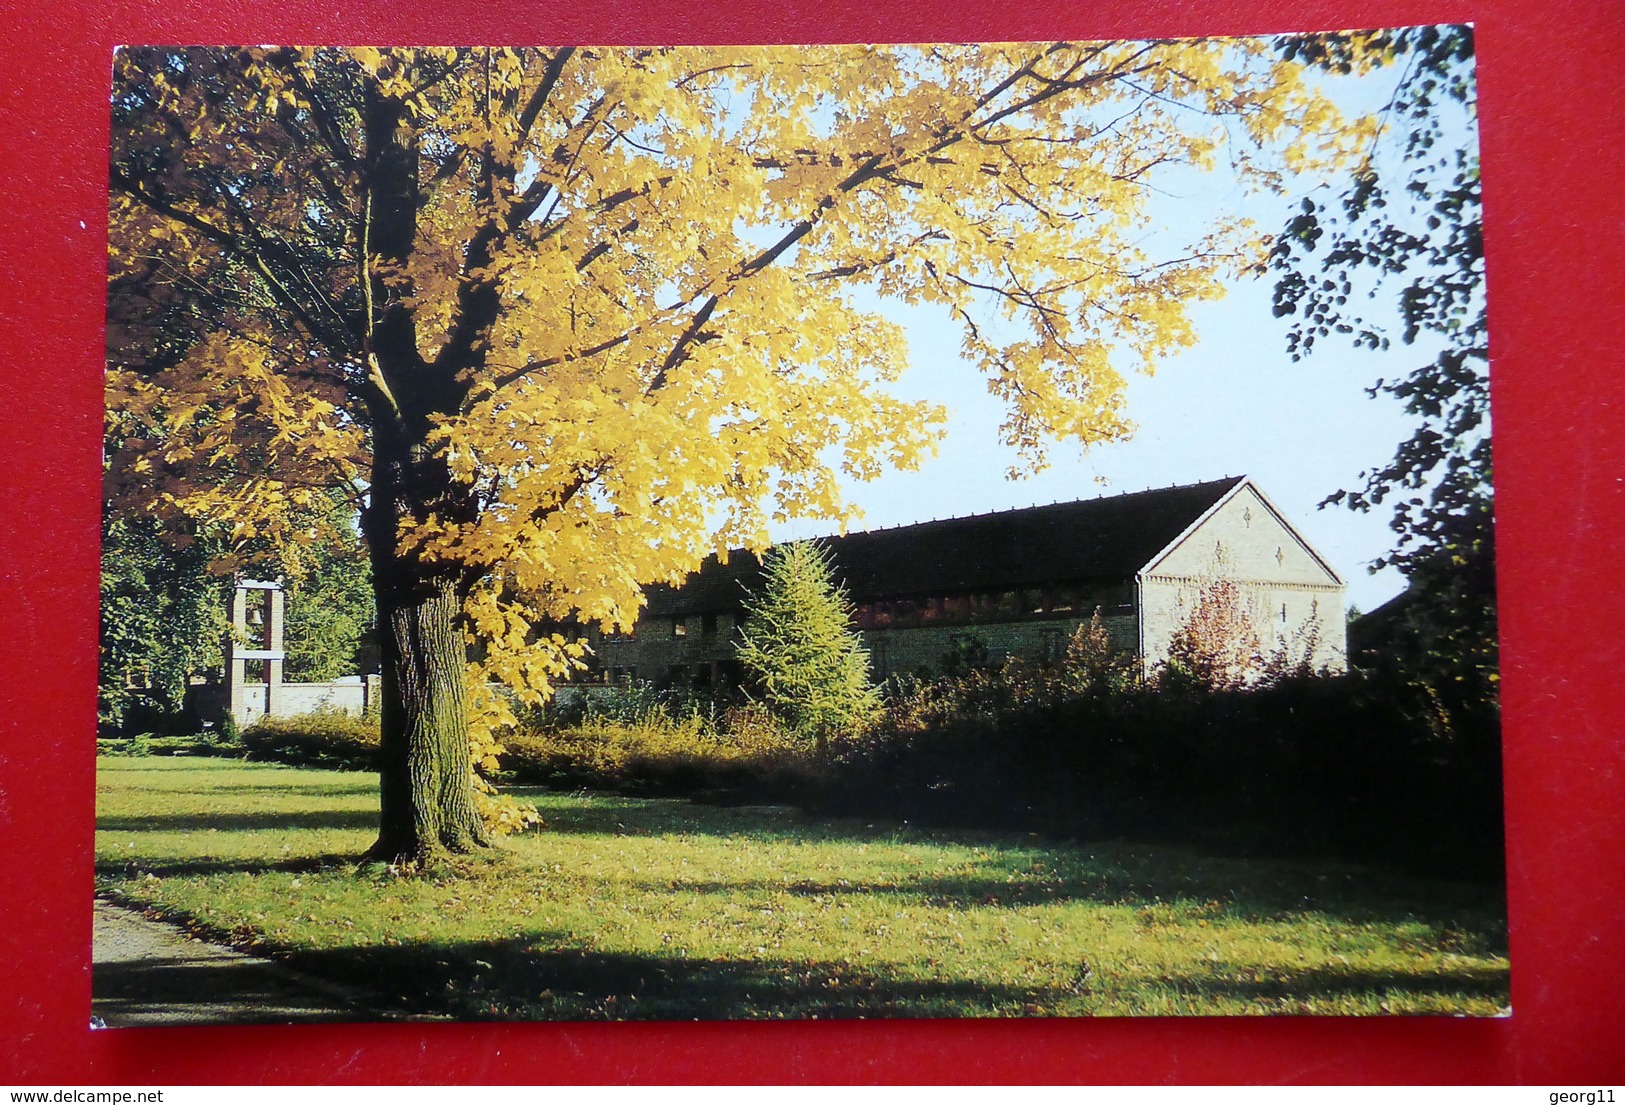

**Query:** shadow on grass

left=97, top=853, right=359, bottom=879
left=98, top=810, right=378, bottom=834
left=512, top=790, right=823, bottom=840
left=276, top=933, right=1054, bottom=1020
left=617, top=869, right=1505, bottom=948
left=517, top=790, right=1099, bottom=856
left=93, top=954, right=360, bottom=1026
left=201, top=780, right=380, bottom=798
left=96, top=760, right=227, bottom=773
left=226, top=930, right=1509, bottom=1021
left=520, top=791, right=1499, bottom=884
left=94, top=894, right=1510, bottom=1022
left=506, top=790, right=1509, bottom=942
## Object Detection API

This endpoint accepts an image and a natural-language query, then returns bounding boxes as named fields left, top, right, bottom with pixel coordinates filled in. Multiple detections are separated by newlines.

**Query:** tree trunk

left=365, top=541, right=490, bottom=865
left=361, top=398, right=488, bottom=863
left=356, top=80, right=490, bottom=865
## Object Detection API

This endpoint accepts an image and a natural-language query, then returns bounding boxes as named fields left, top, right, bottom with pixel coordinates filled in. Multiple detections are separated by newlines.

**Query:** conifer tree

left=736, top=542, right=880, bottom=748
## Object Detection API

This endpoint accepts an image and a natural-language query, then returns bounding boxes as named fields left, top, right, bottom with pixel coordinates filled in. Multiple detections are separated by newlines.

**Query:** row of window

left=604, top=611, right=728, bottom=642
left=853, top=586, right=1131, bottom=630
left=585, top=662, right=745, bottom=689
left=604, top=587, right=1135, bottom=643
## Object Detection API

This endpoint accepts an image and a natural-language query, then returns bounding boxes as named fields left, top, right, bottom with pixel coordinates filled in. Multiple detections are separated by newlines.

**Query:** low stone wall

left=190, top=675, right=381, bottom=726
left=271, top=678, right=374, bottom=717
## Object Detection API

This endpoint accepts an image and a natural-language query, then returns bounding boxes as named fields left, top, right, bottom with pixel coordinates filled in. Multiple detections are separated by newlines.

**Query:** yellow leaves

left=105, top=325, right=366, bottom=571
left=349, top=48, right=387, bottom=80
left=464, top=671, right=544, bottom=836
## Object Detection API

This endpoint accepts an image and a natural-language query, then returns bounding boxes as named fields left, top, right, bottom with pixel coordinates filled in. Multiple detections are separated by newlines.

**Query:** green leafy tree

left=737, top=542, right=880, bottom=748
left=99, top=516, right=228, bottom=729
left=1270, top=25, right=1495, bottom=724
left=283, top=518, right=377, bottom=682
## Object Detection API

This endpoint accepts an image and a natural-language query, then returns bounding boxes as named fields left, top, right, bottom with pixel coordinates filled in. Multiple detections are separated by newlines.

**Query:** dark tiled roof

left=643, top=476, right=1245, bottom=617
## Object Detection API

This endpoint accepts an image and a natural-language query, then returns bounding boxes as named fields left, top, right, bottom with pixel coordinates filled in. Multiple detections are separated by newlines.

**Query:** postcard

left=95, top=33, right=1505, bottom=1024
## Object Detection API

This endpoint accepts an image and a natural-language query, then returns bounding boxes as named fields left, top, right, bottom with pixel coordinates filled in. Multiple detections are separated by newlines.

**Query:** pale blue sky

left=771, top=56, right=1479, bottom=614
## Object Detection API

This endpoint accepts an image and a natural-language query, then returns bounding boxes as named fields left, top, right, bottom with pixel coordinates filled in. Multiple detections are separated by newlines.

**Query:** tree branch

left=517, top=47, right=576, bottom=142
left=112, top=168, right=345, bottom=356
left=268, top=51, right=360, bottom=174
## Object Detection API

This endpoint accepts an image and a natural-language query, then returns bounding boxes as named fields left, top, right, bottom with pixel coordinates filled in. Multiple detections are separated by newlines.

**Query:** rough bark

left=365, top=541, right=489, bottom=864
left=362, top=425, right=489, bottom=863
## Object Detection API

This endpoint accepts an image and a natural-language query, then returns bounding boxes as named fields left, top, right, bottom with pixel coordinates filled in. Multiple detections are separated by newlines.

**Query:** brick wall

left=590, top=611, right=744, bottom=686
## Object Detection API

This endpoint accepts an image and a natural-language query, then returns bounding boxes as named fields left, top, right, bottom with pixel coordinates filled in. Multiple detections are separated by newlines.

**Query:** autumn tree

left=1060, top=611, right=1139, bottom=695
left=1163, top=576, right=1265, bottom=688
left=737, top=542, right=879, bottom=747
left=106, top=42, right=1368, bottom=863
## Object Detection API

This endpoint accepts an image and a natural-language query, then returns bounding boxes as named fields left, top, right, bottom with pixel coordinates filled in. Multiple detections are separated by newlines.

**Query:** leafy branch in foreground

left=1271, top=25, right=1495, bottom=724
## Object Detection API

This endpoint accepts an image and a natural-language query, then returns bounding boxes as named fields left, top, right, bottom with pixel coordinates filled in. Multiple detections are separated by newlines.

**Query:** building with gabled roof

left=586, top=476, right=1346, bottom=688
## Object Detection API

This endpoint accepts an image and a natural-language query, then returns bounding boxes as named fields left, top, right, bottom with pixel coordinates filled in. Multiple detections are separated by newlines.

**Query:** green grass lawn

left=95, top=756, right=1510, bottom=1019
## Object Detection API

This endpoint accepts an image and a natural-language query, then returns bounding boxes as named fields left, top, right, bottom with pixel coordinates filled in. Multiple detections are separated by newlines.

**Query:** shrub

left=241, top=708, right=379, bottom=770
left=500, top=705, right=817, bottom=801
left=1163, top=576, right=1264, bottom=688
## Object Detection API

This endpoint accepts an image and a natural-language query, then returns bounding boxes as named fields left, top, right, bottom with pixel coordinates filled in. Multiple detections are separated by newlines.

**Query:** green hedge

left=241, top=709, right=379, bottom=770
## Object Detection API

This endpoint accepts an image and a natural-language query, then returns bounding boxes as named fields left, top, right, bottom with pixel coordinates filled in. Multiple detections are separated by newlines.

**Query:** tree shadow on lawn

left=97, top=852, right=360, bottom=879
left=620, top=868, right=1505, bottom=947
left=549, top=812, right=1508, bottom=942
left=520, top=792, right=1504, bottom=912
left=97, top=809, right=378, bottom=834
left=512, top=789, right=849, bottom=842
left=239, top=930, right=1510, bottom=1021
left=517, top=787, right=1028, bottom=849
left=199, top=779, right=380, bottom=798
left=92, top=926, right=1509, bottom=1024
left=276, top=933, right=1059, bottom=1021
left=97, top=760, right=221, bottom=773
left=94, top=953, right=361, bottom=1026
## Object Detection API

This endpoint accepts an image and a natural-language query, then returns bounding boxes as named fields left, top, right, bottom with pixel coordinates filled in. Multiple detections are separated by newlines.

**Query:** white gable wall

left=1137, top=483, right=1346, bottom=675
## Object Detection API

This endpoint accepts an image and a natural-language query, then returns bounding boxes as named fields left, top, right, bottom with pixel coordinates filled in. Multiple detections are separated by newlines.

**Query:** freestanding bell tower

left=225, top=579, right=285, bottom=725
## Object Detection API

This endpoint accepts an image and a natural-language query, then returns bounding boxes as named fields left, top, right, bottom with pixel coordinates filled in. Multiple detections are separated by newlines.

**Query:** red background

left=3, top=0, right=1621, bottom=1085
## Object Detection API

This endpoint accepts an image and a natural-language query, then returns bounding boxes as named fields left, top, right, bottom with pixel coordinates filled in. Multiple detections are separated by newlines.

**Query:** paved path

left=92, top=898, right=375, bottom=1027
